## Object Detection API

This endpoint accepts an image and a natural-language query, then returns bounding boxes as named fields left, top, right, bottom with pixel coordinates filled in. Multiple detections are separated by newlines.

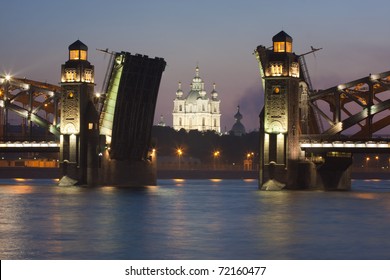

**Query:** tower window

left=84, top=69, right=93, bottom=82
left=67, top=91, right=75, bottom=99
left=291, top=62, right=299, bottom=78
left=274, top=42, right=292, bottom=53
left=65, top=69, right=77, bottom=82
left=272, top=86, right=283, bottom=94
left=80, top=50, right=87, bottom=60
left=70, top=50, right=87, bottom=60
left=270, top=62, right=283, bottom=76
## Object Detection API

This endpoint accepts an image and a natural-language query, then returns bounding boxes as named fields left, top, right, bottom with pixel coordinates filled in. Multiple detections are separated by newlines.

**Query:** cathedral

left=172, top=66, right=221, bottom=133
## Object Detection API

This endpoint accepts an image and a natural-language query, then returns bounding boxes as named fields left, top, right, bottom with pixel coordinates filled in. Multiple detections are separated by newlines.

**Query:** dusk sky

left=1, top=0, right=389, bottom=132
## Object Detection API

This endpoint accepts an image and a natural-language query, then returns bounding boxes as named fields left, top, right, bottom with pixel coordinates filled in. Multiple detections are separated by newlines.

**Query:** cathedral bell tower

left=59, top=40, right=99, bottom=185
left=255, top=31, right=301, bottom=189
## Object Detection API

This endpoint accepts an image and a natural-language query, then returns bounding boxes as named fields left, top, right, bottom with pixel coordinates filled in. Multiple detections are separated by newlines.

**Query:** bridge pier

left=260, top=156, right=352, bottom=191
left=316, top=155, right=352, bottom=191
left=287, top=160, right=316, bottom=190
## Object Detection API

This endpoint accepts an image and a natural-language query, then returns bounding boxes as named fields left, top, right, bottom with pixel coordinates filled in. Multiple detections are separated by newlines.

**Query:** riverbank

left=0, top=167, right=389, bottom=180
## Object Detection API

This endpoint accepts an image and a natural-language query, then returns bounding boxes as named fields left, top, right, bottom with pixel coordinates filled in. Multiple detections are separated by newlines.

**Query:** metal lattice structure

left=306, top=70, right=390, bottom=140
left=0, top=75, right=61, bottom=140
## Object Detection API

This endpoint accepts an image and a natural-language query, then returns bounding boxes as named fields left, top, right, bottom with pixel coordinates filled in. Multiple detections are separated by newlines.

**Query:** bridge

left=0, top=36, right=388, bottom=188
left=255, top=31, right=389, bottom=190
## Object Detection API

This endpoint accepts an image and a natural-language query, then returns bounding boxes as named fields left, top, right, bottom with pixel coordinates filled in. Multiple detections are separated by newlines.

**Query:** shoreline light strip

left=300, top=142, right=389, bottom=148
left=0, top=143, right=60, bottom=148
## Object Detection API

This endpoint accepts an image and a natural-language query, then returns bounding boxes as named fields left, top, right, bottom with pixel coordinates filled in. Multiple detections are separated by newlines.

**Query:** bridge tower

left=59, top=40, right=99, bottom=185
left=255, top=31, right=304, bottom=189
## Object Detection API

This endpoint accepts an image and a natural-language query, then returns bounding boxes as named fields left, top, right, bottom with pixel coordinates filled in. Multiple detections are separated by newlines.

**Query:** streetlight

left=177, top=148, right=182, bottom=169
left=246, top=152, right=254, bottom=170
left=375, top=155, right=379, bottom=168
left=213, top=150, right=220, bottom=170
left=366, top=156, right=370, bottom=168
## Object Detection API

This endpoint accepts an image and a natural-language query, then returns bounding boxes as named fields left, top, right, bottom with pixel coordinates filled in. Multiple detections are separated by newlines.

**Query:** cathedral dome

left=176, top=82, right=183, bottom=98
left=211, top=83, right=218, bottom=99
left=234, top=108, right=242, bottom=121
left=230, top=106, right=246, bottom=136
left=186, top=90, right=202, bottom=104
left=231, top=121, right=246, bottom=136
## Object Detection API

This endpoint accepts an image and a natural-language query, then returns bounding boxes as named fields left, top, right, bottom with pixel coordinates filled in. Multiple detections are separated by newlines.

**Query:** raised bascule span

left=97, top=52, right=166, bottom=186
left=255, top=31, right=390, bottom=190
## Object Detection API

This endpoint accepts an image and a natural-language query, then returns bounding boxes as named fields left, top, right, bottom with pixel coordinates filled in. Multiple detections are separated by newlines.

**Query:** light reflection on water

left=1, top=179, right=390, bottom=259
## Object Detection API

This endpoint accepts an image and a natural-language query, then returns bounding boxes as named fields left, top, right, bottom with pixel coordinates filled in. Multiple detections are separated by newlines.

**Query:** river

left=1, top=178, right=390, bottom=259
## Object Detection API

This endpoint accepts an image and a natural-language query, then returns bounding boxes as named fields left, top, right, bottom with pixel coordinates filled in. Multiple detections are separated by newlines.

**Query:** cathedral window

left=202, top=118, right=205, bottom=126
left=202, top=104, right=205, bottom=111
left=179, top=105, right=183, bottom=111
left=179, top=118, right=182, bottom=126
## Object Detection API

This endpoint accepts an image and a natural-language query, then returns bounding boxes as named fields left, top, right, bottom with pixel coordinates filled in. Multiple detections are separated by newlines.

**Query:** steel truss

left=0, top=75, right=61, bottom=140
left=307, top=70, right=390, bottom=139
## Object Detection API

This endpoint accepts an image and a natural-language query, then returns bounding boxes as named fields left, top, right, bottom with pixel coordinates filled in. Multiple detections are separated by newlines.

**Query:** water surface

left=1, top=178, right=390, bottom=259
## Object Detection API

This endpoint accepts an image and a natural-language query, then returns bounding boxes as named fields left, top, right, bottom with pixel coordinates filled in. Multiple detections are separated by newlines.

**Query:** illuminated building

left=172, top=66, right=221, bottom=133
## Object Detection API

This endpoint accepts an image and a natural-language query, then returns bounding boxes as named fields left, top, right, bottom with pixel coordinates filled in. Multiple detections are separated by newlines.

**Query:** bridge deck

left=0, top=142, right=59, bottom=153
left=300, top=140, right=389, bottom=153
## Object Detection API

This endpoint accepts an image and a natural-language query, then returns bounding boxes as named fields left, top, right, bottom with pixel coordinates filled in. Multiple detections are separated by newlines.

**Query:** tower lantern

left=69, top=40, right=88, bottom=60
left=272, top=31, right=293, bottom=53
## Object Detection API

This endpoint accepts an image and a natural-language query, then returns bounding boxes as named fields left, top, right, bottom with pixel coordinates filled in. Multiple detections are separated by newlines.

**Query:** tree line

left=151, top=126, right=259, bottom=165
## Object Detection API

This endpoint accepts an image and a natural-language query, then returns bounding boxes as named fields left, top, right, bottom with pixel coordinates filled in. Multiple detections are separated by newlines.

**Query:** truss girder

left=0, top=75, right=61, bottom=137
left=306, top=70, right=390, bottom=138
left=322, top=98, right=390, bottom=136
